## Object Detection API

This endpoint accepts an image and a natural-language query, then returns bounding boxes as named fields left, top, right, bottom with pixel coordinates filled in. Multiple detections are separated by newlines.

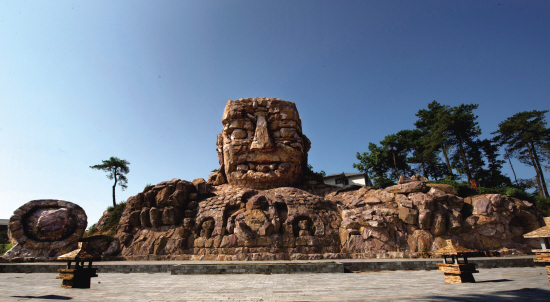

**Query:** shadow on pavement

left=475, top=279, right=512, bottom=283
left=11, top=295, right=72, bottom=300
left=424, top=288, right=550, bottom=301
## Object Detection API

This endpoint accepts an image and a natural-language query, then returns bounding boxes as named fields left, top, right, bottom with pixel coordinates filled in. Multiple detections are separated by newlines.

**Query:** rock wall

left=332, top=180, right=542, bottom=258
left=104, top=177, right=542, bottom=260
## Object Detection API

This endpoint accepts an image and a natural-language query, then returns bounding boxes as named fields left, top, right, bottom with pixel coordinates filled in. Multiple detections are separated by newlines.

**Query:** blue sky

left=1, top=1, right=549, bottom=225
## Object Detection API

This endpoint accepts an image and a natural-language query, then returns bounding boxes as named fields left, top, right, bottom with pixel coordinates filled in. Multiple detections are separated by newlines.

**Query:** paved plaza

left=1, top=267, right=549, bottom=301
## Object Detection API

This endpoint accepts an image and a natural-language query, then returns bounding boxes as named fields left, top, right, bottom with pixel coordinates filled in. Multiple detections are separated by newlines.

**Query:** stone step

left=0, top=256, right=541, bottom=274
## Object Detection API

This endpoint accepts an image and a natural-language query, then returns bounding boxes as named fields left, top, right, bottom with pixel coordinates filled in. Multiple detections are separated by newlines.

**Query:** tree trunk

left=421, top=160, right=426, bottom=179
left=456, top=137, right=472, bottom=183
left=508, top=157, right=519, bottom=187
left=415, top=146, right=427, bottom=178
left=112, top=171, right=118, bottom=207
left=441, top=143, right=453, bottom=176
left=525, top=142, right=545, bottom=197
left=531, top=141, right=549, bottom=197
left=391, top=150, right=399, bottom=180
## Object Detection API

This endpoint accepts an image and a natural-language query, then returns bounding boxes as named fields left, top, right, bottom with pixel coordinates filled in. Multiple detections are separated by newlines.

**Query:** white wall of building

left=323, top=175, right=366, bottom=187
left=349, top=176, right=366, bottom=186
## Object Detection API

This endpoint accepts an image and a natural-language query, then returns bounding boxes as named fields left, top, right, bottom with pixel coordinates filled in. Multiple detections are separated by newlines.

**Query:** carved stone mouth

left=236, top=162, right=290, bottom=173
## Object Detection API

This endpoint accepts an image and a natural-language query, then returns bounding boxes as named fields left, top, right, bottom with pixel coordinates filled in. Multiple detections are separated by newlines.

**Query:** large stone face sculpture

left=89, top=97, right=544, bottom=261
left=214, top=98, right=310, bottom=189
left=3, top=199, right=87, bottom=261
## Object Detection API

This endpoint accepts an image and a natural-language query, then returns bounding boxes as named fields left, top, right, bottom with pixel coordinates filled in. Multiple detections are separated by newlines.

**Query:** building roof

left=57, top=242, right=99, bottom=261
left=324, top=172, right=365, bottom=179
left=430, top=239, right=479, bottom=256
left=0, top=219, right=8, bottom=226
left=524, top=217, right=550, bottom=238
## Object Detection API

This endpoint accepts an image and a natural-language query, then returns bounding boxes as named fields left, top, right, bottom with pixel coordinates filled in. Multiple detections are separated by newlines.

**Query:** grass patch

left=427, top=179, right=477, bottom=198
left=101, top=202, right=127, bottom=236
left=84, top=224, right=97, bottom=238
left=0, top=243, right=13, bottom=254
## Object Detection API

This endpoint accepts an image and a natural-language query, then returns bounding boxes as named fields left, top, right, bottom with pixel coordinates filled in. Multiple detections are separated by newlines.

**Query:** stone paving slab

left=1, top=267, right=549, bottom=301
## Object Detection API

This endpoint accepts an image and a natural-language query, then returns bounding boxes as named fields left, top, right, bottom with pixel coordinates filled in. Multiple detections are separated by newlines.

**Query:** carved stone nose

left=250, top=113, right=274, bottom=151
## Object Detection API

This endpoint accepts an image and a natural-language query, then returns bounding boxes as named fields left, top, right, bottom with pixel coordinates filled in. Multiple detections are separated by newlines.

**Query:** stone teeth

left=256, top=165, right=270, bottom=173
left=243, top=162, right=278, bottom=173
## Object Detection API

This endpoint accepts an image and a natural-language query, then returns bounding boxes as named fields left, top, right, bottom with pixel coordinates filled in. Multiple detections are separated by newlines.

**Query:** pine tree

left=492, top=110, right=550, bottom=197
left=90, top=157, right=130, bottom=207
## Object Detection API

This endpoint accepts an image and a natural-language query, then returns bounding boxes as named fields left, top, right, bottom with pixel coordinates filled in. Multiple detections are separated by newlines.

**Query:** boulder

left=418, top=209, right=432, bottom=230
left=192, top=178, right=210, bottom=195
left=156, top=186, right=175, bottom=208
left=386, top=181, right=426, bottom=194
left=473, top=196, right=493, bottom=216
left=398, top=207, right=418, bottom=225
left=140, top=207, right=151, bottom=227
left=129, top=210, right=141, bottom=227
left=426, top=183, right=456, bottom=195
left=149, top=207, right=162, bottom=228
left=430, top=212, right=446, bottom=236
left=162, top=207, right=181, bottom=225
left=409, top=193, right=434, bottom=210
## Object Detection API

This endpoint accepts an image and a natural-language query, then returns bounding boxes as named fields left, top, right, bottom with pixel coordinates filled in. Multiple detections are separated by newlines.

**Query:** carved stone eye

left=232, top=129, right=247, bottom=139
left=280, top=128, right=297, bottom=138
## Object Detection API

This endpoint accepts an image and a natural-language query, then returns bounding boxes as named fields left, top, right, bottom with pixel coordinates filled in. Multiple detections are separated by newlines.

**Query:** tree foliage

left=354, top=142, right=395, bottom=188
left=90, top=157, right=130, bottom=207
left=493, top=110, right=550, bottom=197
left=352, top=101, right=544, bottom=192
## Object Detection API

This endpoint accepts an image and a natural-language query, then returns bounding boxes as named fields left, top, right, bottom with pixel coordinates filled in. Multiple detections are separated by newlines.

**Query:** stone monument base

left=437, top=263, right=478, bottom=284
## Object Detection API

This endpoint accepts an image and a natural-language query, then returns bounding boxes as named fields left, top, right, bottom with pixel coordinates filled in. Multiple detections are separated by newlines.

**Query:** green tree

left=437, top=103, right=481, bottom=183
left=472, top=138, right=511, bottom=188
left=354, top=143, right=394, bottom=188
left=493, top=110, right=550, bottom=197
left=398, top=129, right=447, bottom=180
left=90, top=157, right=130, bottom=207
left=415, top=101, right=454, bottom=177
left=380, top=132, right=413, bottom=180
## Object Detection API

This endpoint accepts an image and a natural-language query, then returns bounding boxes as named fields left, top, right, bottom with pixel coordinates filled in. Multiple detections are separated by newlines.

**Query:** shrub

left=0, top=243, right=13, bottom=254
left=499, top=187, right=534, bottom=202
left=427, top=179, right=477, bottom=198
left=101, top=201, right=127, bottom=235
left=84, top=224, right=97, bottom=238
left=534, top=196, right=550, bottom=216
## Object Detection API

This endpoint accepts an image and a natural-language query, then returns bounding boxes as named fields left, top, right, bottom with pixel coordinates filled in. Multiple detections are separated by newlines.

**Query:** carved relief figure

left=228, top=195, right=280, bottom=240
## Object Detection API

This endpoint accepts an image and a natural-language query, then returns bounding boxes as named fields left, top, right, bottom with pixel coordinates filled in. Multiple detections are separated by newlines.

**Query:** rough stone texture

left=426, top=183, right=457, bottom=195
left=103, top=175, right=543, bottom=261
left=113, top=183, right=340, bottom=260
left=216, top=98, right=310, bottom=190
left=3, top=199, right=87, bottom=262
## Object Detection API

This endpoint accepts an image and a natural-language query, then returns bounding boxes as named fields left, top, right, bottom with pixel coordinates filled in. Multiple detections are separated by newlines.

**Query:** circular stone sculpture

left=3, top=199, right=87, bottom=262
